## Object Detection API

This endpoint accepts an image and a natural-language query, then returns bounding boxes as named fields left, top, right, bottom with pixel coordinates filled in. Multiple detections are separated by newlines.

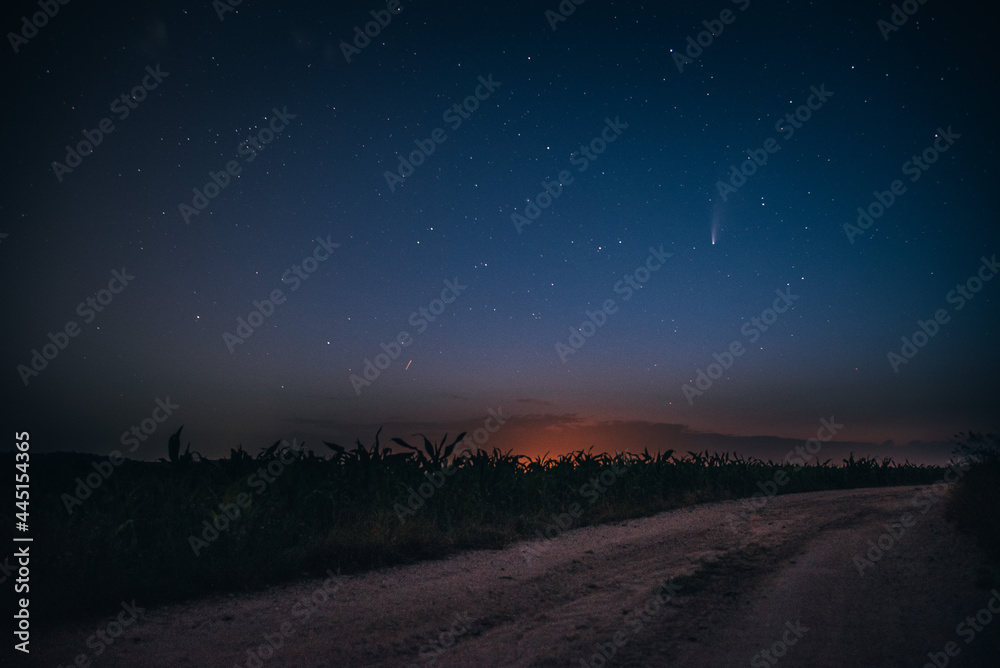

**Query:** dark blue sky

left=3, top=0, right=997, bottom=463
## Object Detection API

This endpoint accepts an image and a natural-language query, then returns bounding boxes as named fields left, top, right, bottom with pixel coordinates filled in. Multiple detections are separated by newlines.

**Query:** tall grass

left=25, top=427, right=947, bottom=626
left=947, top=432, right=1000, bottom=561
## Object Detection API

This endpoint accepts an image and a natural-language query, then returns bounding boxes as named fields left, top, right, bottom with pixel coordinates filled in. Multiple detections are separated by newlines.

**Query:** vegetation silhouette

left=27, top=427, right=981, bottom=627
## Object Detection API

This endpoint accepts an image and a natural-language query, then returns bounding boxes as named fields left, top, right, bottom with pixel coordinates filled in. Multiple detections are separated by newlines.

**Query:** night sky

left=3, top=0, right=997, bottom=464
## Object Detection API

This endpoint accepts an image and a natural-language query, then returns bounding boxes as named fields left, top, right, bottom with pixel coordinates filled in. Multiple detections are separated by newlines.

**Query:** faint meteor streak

left=405, top=359, right=412, bottom=371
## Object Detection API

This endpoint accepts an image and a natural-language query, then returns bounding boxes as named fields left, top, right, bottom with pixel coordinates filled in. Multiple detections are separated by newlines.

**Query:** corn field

left=25, top=426, right=956, bottom=626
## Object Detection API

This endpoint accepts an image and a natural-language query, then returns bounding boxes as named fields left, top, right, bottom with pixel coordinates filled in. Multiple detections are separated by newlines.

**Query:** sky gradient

left=3, top=0, right=997, bottom=465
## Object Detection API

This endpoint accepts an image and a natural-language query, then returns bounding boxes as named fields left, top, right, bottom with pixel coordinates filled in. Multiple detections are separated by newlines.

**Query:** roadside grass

left=947, top=432, right=1000, bottom=565
left=23, top=427, right=955, bottom=626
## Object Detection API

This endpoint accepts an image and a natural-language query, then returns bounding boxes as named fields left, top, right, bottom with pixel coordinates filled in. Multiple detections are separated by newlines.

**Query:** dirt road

left=39, top=485, right=1000, bottom=667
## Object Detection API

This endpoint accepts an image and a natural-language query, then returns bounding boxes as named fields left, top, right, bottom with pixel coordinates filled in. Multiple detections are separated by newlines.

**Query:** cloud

left=125, top=411, right=960, bottom=466
left=515, top=398, right=554, bottom=407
